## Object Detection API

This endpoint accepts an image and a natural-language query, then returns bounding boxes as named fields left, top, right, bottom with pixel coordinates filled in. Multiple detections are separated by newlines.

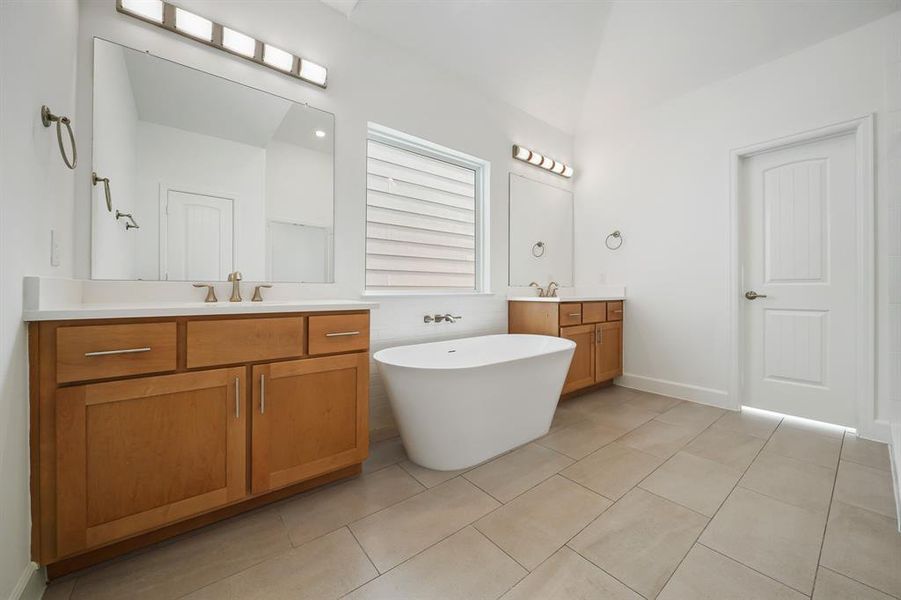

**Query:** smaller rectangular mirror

left=91, top=38, right=334, bottom=282
left=509, top=173, right=573, bottom=286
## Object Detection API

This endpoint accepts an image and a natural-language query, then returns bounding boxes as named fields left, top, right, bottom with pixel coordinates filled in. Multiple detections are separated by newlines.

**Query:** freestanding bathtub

left=373, top=334, right=575, bottom=471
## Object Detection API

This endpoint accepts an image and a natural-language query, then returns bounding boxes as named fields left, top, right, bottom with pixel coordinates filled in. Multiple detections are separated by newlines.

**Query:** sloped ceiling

left=323, top=0, right=900, bottom=134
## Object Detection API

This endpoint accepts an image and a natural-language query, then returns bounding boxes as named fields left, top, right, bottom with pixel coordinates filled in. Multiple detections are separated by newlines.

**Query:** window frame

left=363, top=123, right=491, bottom=296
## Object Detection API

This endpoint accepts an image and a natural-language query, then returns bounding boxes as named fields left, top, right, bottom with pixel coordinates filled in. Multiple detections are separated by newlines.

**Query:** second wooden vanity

left=28, top=306, right=371, bottom=575
left=508, top=298, right=624, bottom=394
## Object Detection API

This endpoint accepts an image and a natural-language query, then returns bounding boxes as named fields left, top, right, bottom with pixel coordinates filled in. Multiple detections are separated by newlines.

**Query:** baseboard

left=891, top=422, right=901, bottom=531
left=616, top=373, right=733, bottom=409
left=7, top=563, right=43, bottom=600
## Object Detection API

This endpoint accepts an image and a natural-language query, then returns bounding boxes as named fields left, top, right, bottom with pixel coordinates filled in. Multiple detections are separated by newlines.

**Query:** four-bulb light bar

left=116, top=0, right=328, bottom=88
left=512, top=145, right=573, bottom=178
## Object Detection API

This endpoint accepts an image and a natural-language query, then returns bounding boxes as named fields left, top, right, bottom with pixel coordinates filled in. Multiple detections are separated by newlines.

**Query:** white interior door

left=161, top=189, right=234, bottom=281
left=741, top=132, right=857, bottom=426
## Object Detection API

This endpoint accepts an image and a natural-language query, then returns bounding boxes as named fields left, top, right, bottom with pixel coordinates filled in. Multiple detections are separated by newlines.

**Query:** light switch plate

left=50, top=229, right=60, bottom=267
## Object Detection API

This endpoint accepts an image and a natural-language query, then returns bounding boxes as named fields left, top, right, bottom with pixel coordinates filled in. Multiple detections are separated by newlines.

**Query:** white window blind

left=366, top=138, right=480, bottom=291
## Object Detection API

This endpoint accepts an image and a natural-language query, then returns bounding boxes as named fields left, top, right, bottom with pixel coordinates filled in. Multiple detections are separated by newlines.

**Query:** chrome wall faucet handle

left=193, top=283, right=218, bottom=303
left=227, top=271, right=243, bottom=302
left=251, top=284, right=273, bottom=302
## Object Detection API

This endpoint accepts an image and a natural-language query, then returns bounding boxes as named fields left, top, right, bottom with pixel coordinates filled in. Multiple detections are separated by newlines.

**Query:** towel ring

left=532, top=241, right=545, bottom=257
left=41, top=105, right=77, bottom=170
left=605, top=230, right=623, bottom=250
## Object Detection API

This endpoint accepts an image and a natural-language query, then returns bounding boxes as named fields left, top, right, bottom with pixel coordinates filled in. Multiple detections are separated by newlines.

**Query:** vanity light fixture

left=116, top=0, right=328, bottom=88
left=512, top=144, right=573, bottom=178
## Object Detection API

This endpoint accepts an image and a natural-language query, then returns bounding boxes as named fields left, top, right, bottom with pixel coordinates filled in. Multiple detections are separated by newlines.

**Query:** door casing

left=729, top=115, right=877, bottom=438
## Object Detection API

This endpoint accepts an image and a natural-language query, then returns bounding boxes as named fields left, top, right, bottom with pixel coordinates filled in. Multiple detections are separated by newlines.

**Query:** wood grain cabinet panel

left=606, top=301, right=624, bottom=321
left=56, top=323, right=176, bottom=384
left=582, top=302, right=607, bottom=324
left=596, top=321, right=623, bottom=382
left=55, top=368, right=246, bottom=557
left=251, top=353, right=369, bottom=494
left=186, top=317, right=304, bottom=368
left=560, top=324, right=596, bottom=393
left=559, top=303, right=583, bottom=327
left=308, top=313, right=370, bottom=355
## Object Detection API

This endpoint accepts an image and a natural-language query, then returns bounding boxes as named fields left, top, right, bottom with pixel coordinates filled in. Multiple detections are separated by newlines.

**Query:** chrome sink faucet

left=424, top=314, right=463, bottom=323
left=227, top=271, right=243, bottom=302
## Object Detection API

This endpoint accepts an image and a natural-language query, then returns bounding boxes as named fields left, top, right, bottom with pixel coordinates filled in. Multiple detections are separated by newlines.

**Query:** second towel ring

left=532, top=241, right=545, bottom=257
left=41, top=105, right=77, bottom=170
left=605, top=230, right=623, bottom=250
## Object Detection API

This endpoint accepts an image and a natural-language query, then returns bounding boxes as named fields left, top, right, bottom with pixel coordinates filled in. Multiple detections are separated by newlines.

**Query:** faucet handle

left=251, top=284, right=273, bottom=302
left=193, top=283, right=218, bottom=303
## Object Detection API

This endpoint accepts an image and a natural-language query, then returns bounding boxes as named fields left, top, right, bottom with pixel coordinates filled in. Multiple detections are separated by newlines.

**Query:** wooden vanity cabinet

left=508, top=300, right=624, bottom=395
left=29, top=310, right=370, bottom=574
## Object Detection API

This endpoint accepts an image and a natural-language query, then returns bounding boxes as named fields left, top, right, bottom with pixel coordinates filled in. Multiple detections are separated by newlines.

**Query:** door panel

left=561, top=324, right=595, bottom=393
left=55, top=368, right=246, bottom=556
left=252, top=353, right=368, bottom=494
left=742, top=132, right=856, bottom=425
left=162, top=189, right=234, bottom=281
left=596, top=321, right=623, bottom=382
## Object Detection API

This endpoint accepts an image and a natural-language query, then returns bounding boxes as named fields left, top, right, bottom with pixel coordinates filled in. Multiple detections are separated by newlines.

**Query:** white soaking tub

left=373, top=334, right=575, bottom=471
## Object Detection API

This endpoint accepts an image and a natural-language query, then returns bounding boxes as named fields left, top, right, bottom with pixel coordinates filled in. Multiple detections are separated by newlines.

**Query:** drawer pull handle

left=325, top=331, right=361, bottom=337
left=568, top=313, right=581, bottom=318
left=84, top=347, right=151, bottom=357
left=234, top=377, right=240, bottom=419
left=260, top=374, right=266, bottom=415
left=611, top=309, right=623, bottom=314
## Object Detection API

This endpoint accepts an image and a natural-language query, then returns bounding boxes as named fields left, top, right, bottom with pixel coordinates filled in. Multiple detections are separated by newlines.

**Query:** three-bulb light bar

left=512, top=145, right=573, bottom=178
left=116, top=0, right=328, bottom=88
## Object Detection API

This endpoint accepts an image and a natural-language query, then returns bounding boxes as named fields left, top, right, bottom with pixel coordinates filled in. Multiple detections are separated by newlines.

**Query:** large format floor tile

left=349, top=477, right=499, bottom=573
left=463, top=443, right=573, bottom=502
left=820, top=501, right=901, bottom=597
left=639, top=451, right=741, bottom=517
left=475, top=476, right=611, bottom=569
left=840, top=433, right=891, bottom=471
left=561, top=442, right=663, bottom=500
left=618, top=420, right=699, bottom=459
left=683, top=427, right=764, bottom=471
left=70, top=508, right=292, bottom=600
left=362, top=437, right=407, bottom=473
left=278, top=465, right=425, bottom=546
left=762, top=424, right=842, bottom=469
left=833, top=459, right=896, bottom=518
left=537, top=419, right=625, bottom=459
left=181, top=528, right=376, bottom=600
left=700, top=487, right=826, bottom=594
left=710, top=408, right=782, bottom=440
left=622, top=391, right=683, bottom=413
left=739, top=451, right=835, bottom=515
left=655, top=402, right=724, bottom=432
left=346, top=527, right=526, bottom=600
left=813, top=567, right=897, bottom=600
left=500, top=547, right=641, bottom=600
left=569, top=488, right=707, bottom=599
left=398, top=460, right=467, bottom=488
left=658, top=544, right=806, bottom=600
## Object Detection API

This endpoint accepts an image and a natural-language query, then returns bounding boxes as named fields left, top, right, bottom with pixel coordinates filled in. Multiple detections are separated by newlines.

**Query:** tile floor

left=43, top=385, right=901, bottom=600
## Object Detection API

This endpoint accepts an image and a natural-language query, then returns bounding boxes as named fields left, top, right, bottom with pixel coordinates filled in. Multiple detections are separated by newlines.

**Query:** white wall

left=265, top=141, right=334, bottom=228
left=91, top=40, right=138, bottom=279
left=73, top=0, right=573, bottom=436
left=133, top=121, right=267, bottom=280
left=0, top=2, right=79, bottom=599
left=574, top=12, right=901, bottom=440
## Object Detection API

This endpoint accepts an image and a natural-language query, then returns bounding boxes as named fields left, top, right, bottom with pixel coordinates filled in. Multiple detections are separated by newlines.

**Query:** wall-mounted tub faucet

left=424, top=314, right=463, bottom=323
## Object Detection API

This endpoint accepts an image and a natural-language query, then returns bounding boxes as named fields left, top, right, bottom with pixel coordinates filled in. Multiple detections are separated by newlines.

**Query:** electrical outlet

left=50, top=229, right=60, bottom=267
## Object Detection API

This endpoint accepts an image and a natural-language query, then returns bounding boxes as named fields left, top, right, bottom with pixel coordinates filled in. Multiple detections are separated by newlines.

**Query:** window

left=365, top=124, right=489, bottom=293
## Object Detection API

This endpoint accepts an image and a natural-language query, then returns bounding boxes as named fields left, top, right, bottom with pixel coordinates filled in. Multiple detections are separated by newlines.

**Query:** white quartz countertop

left=23, top=299, right=379, bottom=321
left=506, top=295, right=625, bottom=303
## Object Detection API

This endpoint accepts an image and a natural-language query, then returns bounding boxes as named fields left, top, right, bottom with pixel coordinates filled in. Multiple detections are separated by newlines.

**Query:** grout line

left=470, top=526, right=532, bottom=575
left=346, top=525, right=382, bottom=580
left=817, top=565, right=901, bottom=600
left=563, top=543, right=650, bottom=599
left=696, top=542, right=813, bottom=597
left=811, top=434, right=845, bottom=599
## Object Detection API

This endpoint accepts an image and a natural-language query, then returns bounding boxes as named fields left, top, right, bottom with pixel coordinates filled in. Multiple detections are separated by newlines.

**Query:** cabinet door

left=561, top=324, right=596, bottom=394
left=251, top=353, right=369, bottom=494
left=596, top=321, right=623, bottom=382
left=55, top=368, right=246, bottom=556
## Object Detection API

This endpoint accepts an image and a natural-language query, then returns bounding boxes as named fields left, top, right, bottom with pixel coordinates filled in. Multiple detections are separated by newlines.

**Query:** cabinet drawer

left=186, top=317, right=304, bottom=368
left=308, top=313, right=370, bottom=356
left=607, top=301, right=624, bottom=321
left=57, top=323, right=176, bottom=384
left=582, top=302, right=607, bottom=324
left=559, top=303, right=583, bottom=327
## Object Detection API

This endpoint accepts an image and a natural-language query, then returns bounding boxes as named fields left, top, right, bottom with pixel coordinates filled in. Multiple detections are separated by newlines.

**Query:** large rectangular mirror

left=91, top=38, right=334, bottom=282
left=508, top=173, right=573, bottom=286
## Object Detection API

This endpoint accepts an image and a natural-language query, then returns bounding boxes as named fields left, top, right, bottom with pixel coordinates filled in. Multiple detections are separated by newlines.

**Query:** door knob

left=744, top=291, right=768, bottom=300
